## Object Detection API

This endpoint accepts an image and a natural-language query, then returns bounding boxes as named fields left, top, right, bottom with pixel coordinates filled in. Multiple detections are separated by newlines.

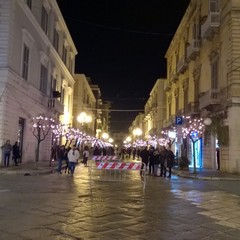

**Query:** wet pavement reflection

left=0, top=163, right=239, bottom=240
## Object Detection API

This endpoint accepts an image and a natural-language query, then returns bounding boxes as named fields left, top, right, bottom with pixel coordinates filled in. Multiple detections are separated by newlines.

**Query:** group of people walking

left=140, top=145, right=175, bottom=178
left=55, top=144, right=90, bottom=176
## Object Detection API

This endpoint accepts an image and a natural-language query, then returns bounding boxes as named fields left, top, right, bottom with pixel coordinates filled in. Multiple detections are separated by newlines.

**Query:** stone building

left=0, top=0, right=77, bottom=163
left=144, top=79, right=166, bottom=138
left=72, top=74, right=96, bottom=136
left=165, top=0, right=240, bottom=173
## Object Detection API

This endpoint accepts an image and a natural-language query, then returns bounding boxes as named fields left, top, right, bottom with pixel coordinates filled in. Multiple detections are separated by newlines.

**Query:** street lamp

left=77, top=112, right=92, bottom=125
left=102, top=132, right=109, bottom=140
left=77, top=112, right=92, bottom=156
left=133, top=128, right=142, bottom=138
left=203, top=118, right=212, bottom=126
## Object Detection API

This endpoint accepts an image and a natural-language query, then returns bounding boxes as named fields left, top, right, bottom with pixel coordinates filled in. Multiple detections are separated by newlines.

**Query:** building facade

left=143, top=79, right=166, bottom=139
left=73, top=74, right=96, bottom=136
left=0, top=0, right=77, bottom=163
left=165, top=0, right=240, bottom=173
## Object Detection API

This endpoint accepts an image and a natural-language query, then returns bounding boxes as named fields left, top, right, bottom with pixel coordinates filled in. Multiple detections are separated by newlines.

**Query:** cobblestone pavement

left=0, top=162, right=239, bottom=240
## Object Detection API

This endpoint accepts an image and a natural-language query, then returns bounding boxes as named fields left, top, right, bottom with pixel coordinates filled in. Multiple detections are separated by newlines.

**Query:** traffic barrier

left=92, top=155, right=118, bottom=161
left=96, top=162, right=141, bottom=170
left=88, top=160, right=146, bottom=194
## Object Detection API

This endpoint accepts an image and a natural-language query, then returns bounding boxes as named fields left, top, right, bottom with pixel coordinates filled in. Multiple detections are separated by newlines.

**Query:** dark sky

left=56, top=0, right=190, bottom=133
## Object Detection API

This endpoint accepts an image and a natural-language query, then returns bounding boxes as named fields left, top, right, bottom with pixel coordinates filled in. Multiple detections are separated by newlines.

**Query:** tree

left=182, top=116, right=205, bottom=174
left=161, top=127, right=176, bottom=147
left=32, top=115, right=56, bottom=168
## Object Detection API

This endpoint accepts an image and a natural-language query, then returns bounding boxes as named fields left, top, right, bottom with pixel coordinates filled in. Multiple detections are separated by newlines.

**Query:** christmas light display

left=182, top=116, right=206, bottom=174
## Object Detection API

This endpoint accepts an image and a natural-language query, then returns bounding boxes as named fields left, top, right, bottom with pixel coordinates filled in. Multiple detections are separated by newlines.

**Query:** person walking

left=137, top=148, right=141, bottom=160
left=148, top=146, right=155, bottom=175
left=56, top=145, right=66, bottom=174
left=159, top=146, right=167, bottom=177
left=64, top=146, right=71, bottom=174
left=67, top=145, right=80, bottom=176
left=83, top=146, right=90, bottom=167
left=140, top=146, right=149, bottom=176
left=132, top=147, right=136, bottom=160
left=12, top=141, right=20, bottom=166
left=153, top=147, right=160, bottom=177
left=1, top=140, right=12, bottom=167
left=166, top=147, right=175, bottom=178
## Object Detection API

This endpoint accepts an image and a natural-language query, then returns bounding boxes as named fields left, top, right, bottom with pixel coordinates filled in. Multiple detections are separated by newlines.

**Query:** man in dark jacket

left=56, top=145, right=66, bottom=174
left=159, top=146, right=167, bottom=177
left=166, top=148, right=175, bottom=178
left=140, top=146, right=149, bottom=176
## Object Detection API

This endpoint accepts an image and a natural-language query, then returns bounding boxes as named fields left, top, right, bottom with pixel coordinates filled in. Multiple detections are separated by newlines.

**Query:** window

left=211, top=59, right=219, bottom=89
left=175, top=93, right=179, bottom=112
left=69, top=56, right=73, bottom=73
left=209, top=0, right=219, bottom=12
left=168, top=101, right=172, bottom=118
left=193, top=21, right=201, bottom=39
left=194, top=80, right=199, bottom=102
left=167, top=96, right=172, bottom=118
left=22, top=44, right=29, bottom=80
left=41, top=6, right=48, bottom=34
left=26, top=0, right=32, bottom=9
left=40, top=64, right=48, bottom=94
left=53, top=29, right=59, bottom=52
left=62, top=45, right=67, bottom=64
left=184, top=86, right=188, bottom=112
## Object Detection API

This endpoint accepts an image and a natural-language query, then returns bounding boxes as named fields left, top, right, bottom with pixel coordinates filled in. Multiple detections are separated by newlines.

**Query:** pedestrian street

left=170, top=189, right=240, bottom=230
left=0, top=164, right=239, bottom=240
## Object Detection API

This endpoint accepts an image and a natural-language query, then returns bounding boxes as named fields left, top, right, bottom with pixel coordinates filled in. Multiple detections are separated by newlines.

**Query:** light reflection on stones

left=170, top=189, right=240, bottom=229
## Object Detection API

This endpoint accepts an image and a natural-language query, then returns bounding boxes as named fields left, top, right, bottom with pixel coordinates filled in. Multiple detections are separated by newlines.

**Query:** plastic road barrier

left=88, top=160, right=146, bottom=195
left=92, top=156, right=118, bottom=161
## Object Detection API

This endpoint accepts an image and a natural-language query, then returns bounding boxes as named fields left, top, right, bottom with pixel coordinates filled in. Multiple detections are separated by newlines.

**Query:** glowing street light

left=102, top=132, right=109, bottom=140
left=77, top=112, right=92, bottom=125
left=133, top=128, right=142, bottom=137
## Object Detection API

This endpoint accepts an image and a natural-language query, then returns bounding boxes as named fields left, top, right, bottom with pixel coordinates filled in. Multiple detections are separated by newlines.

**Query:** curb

left=174, top=172, right=240, bottom=181
left=0, top=169, right=56, bottom=176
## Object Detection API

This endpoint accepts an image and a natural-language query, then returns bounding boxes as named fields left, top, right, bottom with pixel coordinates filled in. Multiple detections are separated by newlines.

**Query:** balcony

left=187, top=40, right=201, bottom=61
left=199, top=89, right=220, bottom=110
left=177, top=57, right=188, bottom=74
left=48, top=98, right=64, bottom=114
left=201, top=12, right=220, bottom=40
left=184, top=102, right=199, bottom=115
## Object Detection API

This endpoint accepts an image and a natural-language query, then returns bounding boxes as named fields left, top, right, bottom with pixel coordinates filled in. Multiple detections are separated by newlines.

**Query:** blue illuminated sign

left=175, top=116, right=183, bottom=125
left=190, top=131, right=198, bottom=138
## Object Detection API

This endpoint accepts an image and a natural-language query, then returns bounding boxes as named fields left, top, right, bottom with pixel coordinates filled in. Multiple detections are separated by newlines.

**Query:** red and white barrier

left=89, top=161, right=146, bottom=195
left=96, top=162, right=141, bottom=170
left=92, top=156, right=118, bottom=161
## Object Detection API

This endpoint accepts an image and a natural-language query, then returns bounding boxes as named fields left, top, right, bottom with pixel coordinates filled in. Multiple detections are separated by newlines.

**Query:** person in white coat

left=67, top=145, right=80, bottom=175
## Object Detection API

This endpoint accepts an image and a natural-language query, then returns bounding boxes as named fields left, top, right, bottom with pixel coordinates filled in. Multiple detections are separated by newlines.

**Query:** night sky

left=56, top=0, right=191, bottom=133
